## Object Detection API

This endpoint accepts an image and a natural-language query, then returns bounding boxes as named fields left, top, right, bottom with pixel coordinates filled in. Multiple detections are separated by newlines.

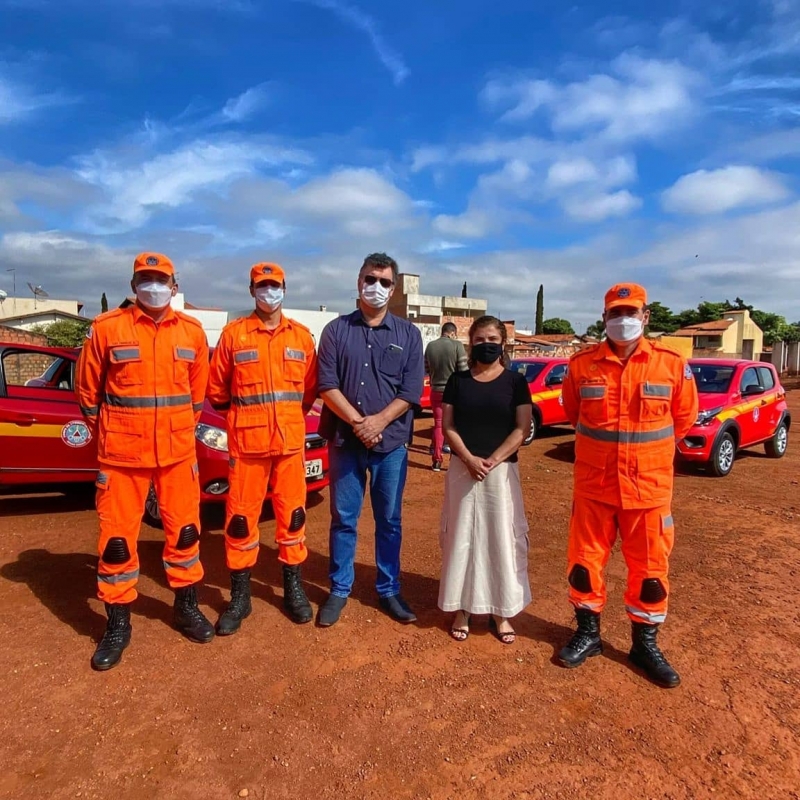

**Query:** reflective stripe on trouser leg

left=269, top=452, right=309, bottom=566
left=95, top=466, right=152, bottom=604
left=155, top=459, right=204, bottom=589
left=225, top=455, right=271, bottom=570
left=619, top=505, right=674, bottom=624
left=566, top=495, right=620, bottom=613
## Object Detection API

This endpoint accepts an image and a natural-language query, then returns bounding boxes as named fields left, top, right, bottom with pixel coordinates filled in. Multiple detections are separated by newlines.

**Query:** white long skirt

left=438, top=457, right=531, bottom=617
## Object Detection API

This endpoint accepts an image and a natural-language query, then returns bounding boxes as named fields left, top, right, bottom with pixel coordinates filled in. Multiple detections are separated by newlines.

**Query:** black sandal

left=449, top=611, right=470, bottom=641
left=490, top=616, right=516, bottom=645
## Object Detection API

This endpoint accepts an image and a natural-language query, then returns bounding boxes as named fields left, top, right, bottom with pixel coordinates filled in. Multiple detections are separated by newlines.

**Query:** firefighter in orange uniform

left=76, top=253, right=216, bottom=671
left=207, top=262, right=318, bottom=633
left=558, top=283, right=698, bottom=688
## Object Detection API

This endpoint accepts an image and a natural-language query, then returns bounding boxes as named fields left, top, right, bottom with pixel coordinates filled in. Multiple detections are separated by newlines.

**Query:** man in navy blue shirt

left=316, top=253, right=424, bottom=627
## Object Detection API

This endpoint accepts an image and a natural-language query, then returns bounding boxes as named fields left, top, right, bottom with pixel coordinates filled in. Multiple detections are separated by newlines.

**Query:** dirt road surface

left=1, top=392, right=799, bottom=800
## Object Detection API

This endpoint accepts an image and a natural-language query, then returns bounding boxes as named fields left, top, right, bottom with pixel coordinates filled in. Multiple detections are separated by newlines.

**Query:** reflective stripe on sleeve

left=81, top=404, right=99, bottom=416
left=576, top=422, right=675, bottom=444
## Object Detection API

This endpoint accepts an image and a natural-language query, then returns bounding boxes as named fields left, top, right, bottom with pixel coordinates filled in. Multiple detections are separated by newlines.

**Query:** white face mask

left=605, top=316, right=644, bottom=343
left=360, top=282, right=391, bottom=309
left=135, top=281, right=173, bottom=310
left=255, top=285, right=284, bottom=312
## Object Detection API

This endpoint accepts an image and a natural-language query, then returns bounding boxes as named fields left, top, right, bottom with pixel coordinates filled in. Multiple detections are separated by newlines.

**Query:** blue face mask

left=255, top=286, right=284, bottom=311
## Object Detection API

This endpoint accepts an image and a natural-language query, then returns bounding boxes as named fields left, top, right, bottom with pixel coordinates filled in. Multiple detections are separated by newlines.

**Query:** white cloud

left=221, top=83, right=272, bottom=122
left=546, top=155, right=636, bottom=190
left=75, top=138, right=311, bottom=230
left=662, top=165, right=790, bottom=214
left=482, top=54, right=700, bottom=141
left=433, top=207, right=492, bottom=239
left=561, top=190, right=642, bottom=222
left=300, top=0, right=409, bottom=85
left=0, top=72, right=71, bottom=124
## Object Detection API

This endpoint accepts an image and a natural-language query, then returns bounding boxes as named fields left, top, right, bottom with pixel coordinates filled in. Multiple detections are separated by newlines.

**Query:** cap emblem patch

left=618, top=287, right=631, bottom=298
left=146, top=256, right=158, bottom=266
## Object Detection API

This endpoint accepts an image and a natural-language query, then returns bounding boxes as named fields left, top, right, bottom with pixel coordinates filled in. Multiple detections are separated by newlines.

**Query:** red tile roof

left=673, top=319, right=734, bottom=336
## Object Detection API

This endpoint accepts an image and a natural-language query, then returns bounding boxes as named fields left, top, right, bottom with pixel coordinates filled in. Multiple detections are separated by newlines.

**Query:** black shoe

left=629, top=622, right=681, bottom=688
left=173, top=584, right=215, bottom=643
left=432, top=460, right=442, bottom=472
left=216, top=569, right=252, bottom=636
left=557, top=608, right=603, bottom=667
left=283, top=564, right=313, bottom=624
left=317, top=594, right=347, bottom=627
left=379, top=594, right=417, bottom=623
left=91, top=602, right=132, bottom=672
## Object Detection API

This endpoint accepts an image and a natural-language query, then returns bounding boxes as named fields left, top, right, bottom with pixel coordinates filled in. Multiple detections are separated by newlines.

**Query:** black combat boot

left=173, top=584, right=215, bottom=643
left=91, top=603, right=132, bottom=672
left=216, top=569, right=252, bottom=636
left=557, top=608, right=603, bottom=667
left=282, top=564, right=313, bottom=624
left=629, top=622, right=681, bottom=688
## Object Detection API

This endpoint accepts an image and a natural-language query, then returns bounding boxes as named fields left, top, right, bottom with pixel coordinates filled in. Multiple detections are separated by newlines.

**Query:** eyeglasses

left=363, top=275, right=394, bottom=289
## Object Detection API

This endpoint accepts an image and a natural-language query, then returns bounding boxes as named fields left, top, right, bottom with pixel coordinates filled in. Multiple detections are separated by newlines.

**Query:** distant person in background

left=425, top=322, right=468, bottom=472
left=438, top=315, right=533, bottom=644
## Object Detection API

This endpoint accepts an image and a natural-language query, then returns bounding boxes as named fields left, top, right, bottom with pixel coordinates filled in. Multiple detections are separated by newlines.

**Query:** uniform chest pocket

left=379, top=345, right=404, bottom=378
left=233, top=349, right=262, bottom=388
left=638, top=383, right=671, bottom=421
left=284, top=348, right=306, bottom=384
left=173, top=346, right=196, bottom=383
left=109, top=345, right=143, bottom=386
left=579, top=383, right=608, bottom=424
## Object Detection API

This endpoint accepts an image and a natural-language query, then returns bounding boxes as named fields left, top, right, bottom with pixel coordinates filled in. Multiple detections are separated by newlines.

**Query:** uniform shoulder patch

left=684, top=363, right=694, bottom=380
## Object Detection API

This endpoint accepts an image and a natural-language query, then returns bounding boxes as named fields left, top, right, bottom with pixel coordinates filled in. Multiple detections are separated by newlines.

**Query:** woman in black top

left=438, top=316, right=533, bottom=643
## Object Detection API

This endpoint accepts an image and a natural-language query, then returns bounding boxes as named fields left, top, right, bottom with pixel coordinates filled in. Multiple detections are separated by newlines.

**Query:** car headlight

left=695, top=406, right=724, bottom=426
left=195, top=423, right=228, bottom=452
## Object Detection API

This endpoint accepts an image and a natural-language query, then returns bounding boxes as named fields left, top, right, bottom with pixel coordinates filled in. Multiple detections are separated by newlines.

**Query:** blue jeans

left=328, top=443, right=408, bottom=598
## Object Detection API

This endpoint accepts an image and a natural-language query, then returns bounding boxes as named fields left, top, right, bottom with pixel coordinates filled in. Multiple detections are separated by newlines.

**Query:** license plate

left=305, top=459, right=323, bottom=479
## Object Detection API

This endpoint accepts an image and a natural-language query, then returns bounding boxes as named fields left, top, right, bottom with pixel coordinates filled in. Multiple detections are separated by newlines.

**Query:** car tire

left=764, top=421, right=789, bottom=459
left=522, top=413, right=538, bottom=446
left=709, top=431, right=736, bottom=477
left=144, top=482, right=163, bottom=529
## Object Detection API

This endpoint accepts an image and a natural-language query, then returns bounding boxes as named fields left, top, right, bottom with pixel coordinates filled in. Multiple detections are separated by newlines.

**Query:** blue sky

left=1, top=0, right=800, bottom=331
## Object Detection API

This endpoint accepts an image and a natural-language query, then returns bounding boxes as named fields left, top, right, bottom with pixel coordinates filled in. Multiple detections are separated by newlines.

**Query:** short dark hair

left=441, top=322, right=457, bottom=335
left=361, top=252, right=398, bottom=284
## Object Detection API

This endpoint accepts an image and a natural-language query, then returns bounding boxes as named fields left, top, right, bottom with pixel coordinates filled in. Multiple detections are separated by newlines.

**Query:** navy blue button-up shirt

left=317, top=309, right=424, bottom=453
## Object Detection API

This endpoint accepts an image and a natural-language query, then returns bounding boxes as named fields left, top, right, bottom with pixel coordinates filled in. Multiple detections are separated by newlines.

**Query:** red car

left=676, top=358, right=790, bottom=476
left=0, top=342, right=329, bottom=523
left=510, top=357, right=571, bottom=444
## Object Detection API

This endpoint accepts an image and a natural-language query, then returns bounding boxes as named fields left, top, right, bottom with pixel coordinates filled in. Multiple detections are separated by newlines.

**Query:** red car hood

left=696, top=392, right=730, bottom=412
left=199, top=400, right=322, bottom=434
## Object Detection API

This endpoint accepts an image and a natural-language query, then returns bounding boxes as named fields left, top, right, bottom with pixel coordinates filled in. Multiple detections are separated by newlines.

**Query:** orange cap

left=604, top=283, right=647, bottom=310
left=133, top=252, right=174, bottom=277
left=250, top=262, right=286, bottom=285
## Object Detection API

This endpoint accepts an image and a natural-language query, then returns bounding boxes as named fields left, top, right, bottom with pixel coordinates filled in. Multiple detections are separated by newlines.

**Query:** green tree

left=535, top=284, right=544, bottom=335
left=542, top=317, right=575, bottom=335
left=101, top=292, right=108, bottom=313
left=645, top=301, right=679, bottom=333
left=696, top=300, right=732, bottom=322
left=29, top=319, right=91, bottom=348
left=674, top=308, right=701, bottom=329
left=585, top=320, right=604, bottom=338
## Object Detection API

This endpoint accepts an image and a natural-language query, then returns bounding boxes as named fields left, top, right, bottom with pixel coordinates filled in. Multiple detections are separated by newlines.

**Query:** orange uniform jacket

left=207, top=313, right=318, bottom=458
left=562, top=338, right=698, bottom=509
left=76, top=306, right=209, bottom=468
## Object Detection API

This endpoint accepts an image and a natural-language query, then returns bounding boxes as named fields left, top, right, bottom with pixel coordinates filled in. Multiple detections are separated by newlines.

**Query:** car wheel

left=764, top=421, right=788, bottom=459
left=144, top=482, right=163, bottom=528
left=522, top=413, right=538, bottom=446
left=709, top=431, right=736, bottom=477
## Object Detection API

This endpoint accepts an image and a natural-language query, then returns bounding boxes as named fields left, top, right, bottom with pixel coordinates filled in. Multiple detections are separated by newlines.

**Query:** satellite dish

left=27, top=282, right=50, bottom=298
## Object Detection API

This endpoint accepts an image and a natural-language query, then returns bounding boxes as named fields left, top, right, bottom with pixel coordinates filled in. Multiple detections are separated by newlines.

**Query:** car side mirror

left=741, top=384, right=765, bottom=397
left=546, top=374, right=564, bottom=386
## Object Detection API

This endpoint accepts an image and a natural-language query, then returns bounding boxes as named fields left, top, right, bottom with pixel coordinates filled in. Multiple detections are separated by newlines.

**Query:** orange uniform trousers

left=225, top=452, right=308, bottom=570
left=95, top=459, right=203, bottom=604
left=567, top=495, right=674, bottom=624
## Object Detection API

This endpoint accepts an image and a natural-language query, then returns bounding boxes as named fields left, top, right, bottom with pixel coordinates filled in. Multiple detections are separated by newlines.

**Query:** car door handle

left=8, top=413, right=37, bottom=426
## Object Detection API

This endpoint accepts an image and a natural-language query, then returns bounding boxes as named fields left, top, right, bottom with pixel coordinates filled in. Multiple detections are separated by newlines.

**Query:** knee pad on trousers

left=227, top=514, right=249, bottom=540
left=288, top=507, right=306, bottom=533
left=568, top=564, right=593, bottom=594
left=176, top=524, right=200, bottom=550
left=102, top=537, right=131, bottom=565
left=639, top=578, right=667, bottom=604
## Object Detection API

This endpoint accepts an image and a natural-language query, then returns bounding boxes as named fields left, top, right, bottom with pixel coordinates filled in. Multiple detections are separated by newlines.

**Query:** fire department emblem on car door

left=753, top=406, right=760, bottom=423
left=62, top=420, right=92, bottom=448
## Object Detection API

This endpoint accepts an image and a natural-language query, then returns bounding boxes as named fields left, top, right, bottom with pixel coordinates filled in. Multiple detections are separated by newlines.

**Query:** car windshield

left=511, top=361, right=547, bottom=382
left=691, top=364, right=735, bottom=393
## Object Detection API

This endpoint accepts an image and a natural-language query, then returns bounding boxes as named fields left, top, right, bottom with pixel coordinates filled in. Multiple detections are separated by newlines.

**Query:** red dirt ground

left=1, top=392, right=799, bottom=800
